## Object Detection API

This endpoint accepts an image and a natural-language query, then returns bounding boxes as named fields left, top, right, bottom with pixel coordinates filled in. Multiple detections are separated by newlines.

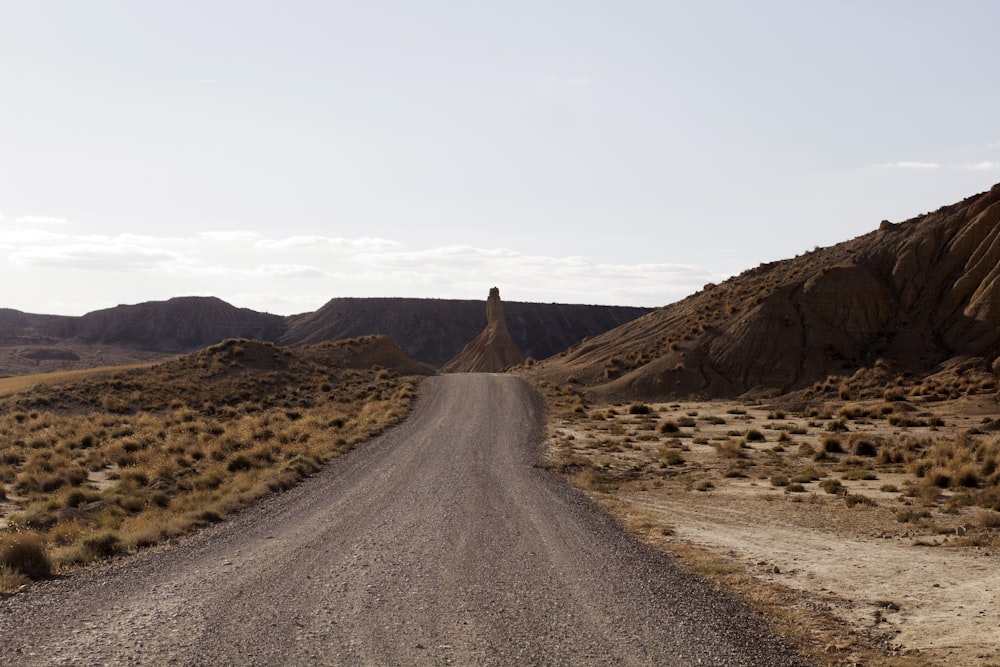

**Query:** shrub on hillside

left=0, top=532, right=51, bottom=579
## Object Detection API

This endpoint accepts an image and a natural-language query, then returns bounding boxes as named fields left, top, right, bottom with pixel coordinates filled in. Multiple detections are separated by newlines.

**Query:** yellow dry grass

left=0, top=338, right=421, bottom=589
left=0, top=364, right=154, bottom=397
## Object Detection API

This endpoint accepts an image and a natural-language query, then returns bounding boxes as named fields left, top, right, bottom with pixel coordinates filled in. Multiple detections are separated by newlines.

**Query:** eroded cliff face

left=533, top=183, right=1000, bottom=399
left=441, top=288, right=526, bottom=373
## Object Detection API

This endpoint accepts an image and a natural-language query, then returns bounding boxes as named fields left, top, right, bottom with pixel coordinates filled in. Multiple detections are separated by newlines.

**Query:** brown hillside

left=0, top=309, right=74, bottom=345
left=70, top=296, right=287, bottom=352
left=7, top=336, right=431, bottom=416
left=532, top=183, right=1000, bottom=400
left=300, top=335, right=435, bottom=376
left=441, top=288, right=526, bottom=372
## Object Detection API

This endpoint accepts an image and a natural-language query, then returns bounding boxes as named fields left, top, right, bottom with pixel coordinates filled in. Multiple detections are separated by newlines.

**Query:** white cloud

left=875, top=160, right=1000, bottom=171
left=255, top=235, right=401, bottom=251
left=18, top=215, right=70, bottom=226
left=877, top=161, right=940, bottom=169
left=10, top=240, right=187, bottom=271
left=253, top=264, right=329, bottom=278
left=953, top=161, right=1000, bottom=170
left=199, top=230, right=262, bottom=242
left=358, top=244, right=520, bottom=265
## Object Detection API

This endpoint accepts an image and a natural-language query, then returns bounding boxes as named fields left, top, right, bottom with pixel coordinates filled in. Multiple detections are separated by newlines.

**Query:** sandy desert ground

left=545, top=393, right=1000, bottom=666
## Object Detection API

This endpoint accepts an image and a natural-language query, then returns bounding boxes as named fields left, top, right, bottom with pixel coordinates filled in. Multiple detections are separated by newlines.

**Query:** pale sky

left=2, top=1, right=999, bottom=316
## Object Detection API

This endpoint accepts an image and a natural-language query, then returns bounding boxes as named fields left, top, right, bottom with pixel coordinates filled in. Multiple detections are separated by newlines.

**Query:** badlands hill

left=532, top=183, right=1000, bottom=400
left=0, top=295, right=649, bottom=376
left=280, top=297, right=649, bottom=367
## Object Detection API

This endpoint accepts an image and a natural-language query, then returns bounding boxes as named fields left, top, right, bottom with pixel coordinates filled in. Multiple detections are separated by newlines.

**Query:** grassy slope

left=0, top=337, right=425, bottom=589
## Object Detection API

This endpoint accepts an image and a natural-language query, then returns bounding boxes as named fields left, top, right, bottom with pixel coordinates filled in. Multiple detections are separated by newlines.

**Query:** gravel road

left=0, top=374, right=808, bottom=666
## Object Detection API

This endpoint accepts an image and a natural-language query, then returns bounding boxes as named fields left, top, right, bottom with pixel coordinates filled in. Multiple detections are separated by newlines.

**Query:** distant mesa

left=281, top=296, right=648, bottom=368
left=441, top=287, right=526, bottom=373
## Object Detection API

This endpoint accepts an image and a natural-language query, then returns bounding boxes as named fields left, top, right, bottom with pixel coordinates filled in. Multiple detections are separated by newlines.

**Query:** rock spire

left=441, top=287, right=526, bottom=373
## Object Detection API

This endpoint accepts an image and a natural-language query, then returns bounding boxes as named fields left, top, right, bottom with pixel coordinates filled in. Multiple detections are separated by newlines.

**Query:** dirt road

left=0, top=374, right=806, bottom=665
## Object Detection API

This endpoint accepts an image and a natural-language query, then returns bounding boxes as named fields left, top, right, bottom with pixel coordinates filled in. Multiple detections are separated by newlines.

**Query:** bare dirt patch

left=544, top=391, right=1000, bottom=666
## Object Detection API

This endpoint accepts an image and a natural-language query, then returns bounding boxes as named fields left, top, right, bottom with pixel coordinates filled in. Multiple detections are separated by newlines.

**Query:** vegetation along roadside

left=0, top=336, right=425, bottom=591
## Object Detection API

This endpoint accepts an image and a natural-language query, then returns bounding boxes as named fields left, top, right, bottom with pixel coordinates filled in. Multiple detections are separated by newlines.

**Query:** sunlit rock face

left=441, top=287, right=526, bottom=373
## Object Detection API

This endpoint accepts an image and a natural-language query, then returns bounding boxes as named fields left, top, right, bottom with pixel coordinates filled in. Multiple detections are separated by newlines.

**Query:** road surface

left=0, top=374, right=807, bottom=665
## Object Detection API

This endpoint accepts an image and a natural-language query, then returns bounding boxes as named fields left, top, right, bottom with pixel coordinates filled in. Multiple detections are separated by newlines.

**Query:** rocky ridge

left=531, top=183, right=1000, bottom=400
left=0, top=297, right=650, bottom=376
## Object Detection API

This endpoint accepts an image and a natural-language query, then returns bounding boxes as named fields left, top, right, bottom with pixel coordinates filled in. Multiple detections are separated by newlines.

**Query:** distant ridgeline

left=0, top=296, right=652, bottom=376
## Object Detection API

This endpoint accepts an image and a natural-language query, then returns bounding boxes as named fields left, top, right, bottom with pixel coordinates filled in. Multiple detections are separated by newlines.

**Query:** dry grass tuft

left=0, top=532, right=51, bottom=582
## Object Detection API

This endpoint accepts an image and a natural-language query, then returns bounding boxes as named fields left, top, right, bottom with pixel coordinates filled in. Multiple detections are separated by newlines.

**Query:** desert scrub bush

left=849, top=435, right=879, bottom=457
left=744, top=429, right=765, bottom=442
left=844, top=493, right=876, bottom=508
left=791, top=467, right=823, bottom=483
left=572, top=467, right=617, bottom=492
left=883, top=387, right=906, bottom=402
left=821, top=436, right=844, bottom=454
left=77, top=531, right=124, bottom=562
left=895, top=508, right=931, bottom=523
left=658, top=420, right=679, bottom=434
left=975, top=510, right=1000, bottom=529
left=0, top=531, right=51, bottom=579
left=660, top=450, right=685, bottom=466
left=904, top=432, right=998, bottom=498
left=887, top=414, right=928, bottom=427
left=840, top=468, right=877, bottom=481
left=627, top=402, right=652, bottom=415
left=826, top=419, right=849, bottom=432
left=713, top=439, right=746, bottom=459
left=819, top=478, right=846, bottom=495
left=769, top=474, right=789, bottom=487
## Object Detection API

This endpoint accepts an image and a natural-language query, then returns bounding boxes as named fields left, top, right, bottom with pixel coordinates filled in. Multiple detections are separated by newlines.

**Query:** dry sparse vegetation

left=0, top=337, right=421, bottom=588
left=537, top=379, right=1000, bottom=665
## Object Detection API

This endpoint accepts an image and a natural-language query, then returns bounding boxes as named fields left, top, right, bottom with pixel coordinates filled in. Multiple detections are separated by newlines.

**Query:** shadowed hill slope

left=281, top=298, right=650, bottom=367
left=531, top=183, right=1000, bottom=400
left=0, top=309, right=75, bottom=345
left=70, top=297, right=287, bottom=352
